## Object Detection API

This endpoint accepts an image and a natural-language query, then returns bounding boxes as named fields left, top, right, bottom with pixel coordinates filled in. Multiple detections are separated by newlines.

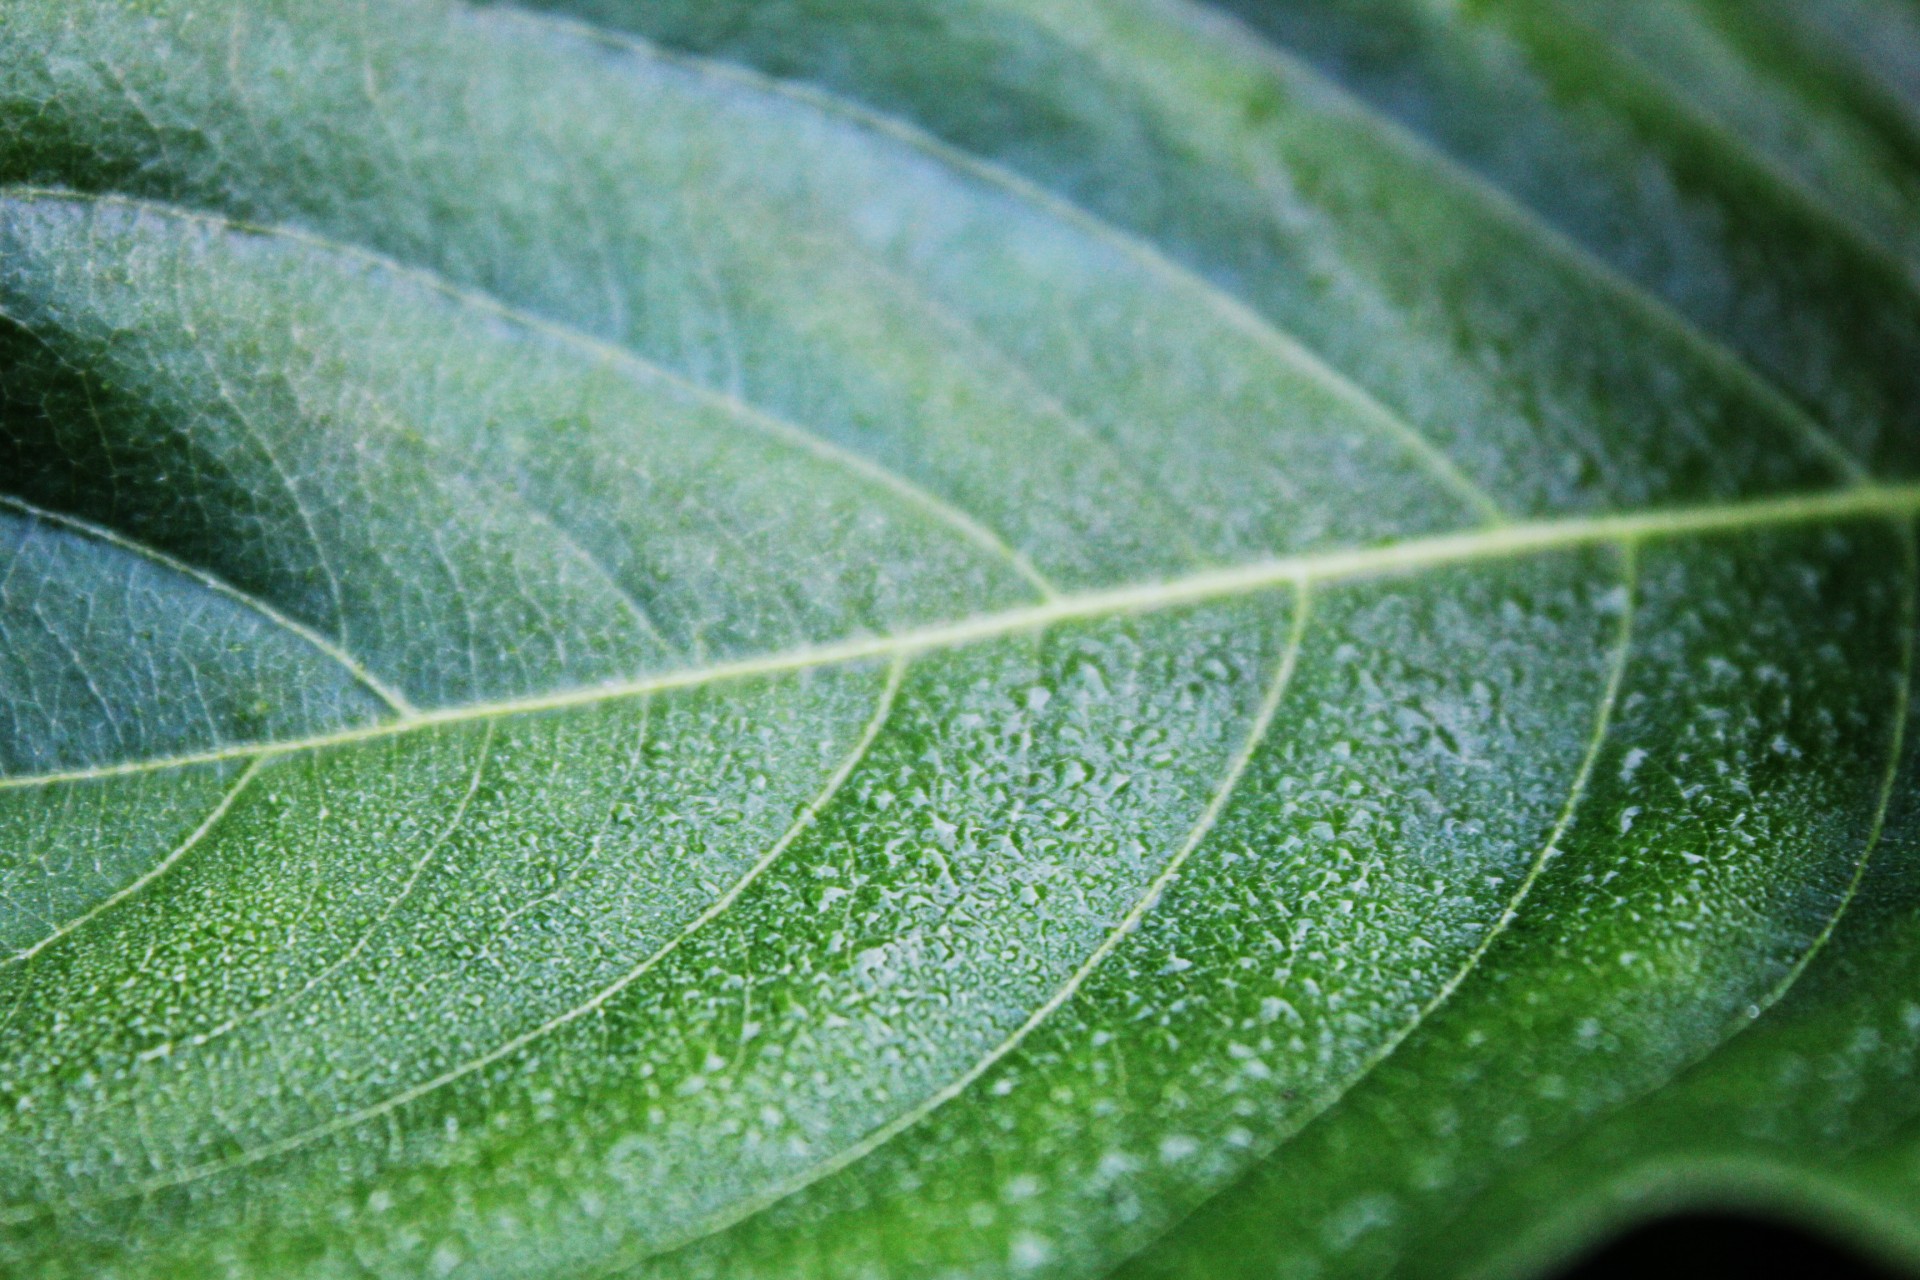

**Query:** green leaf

left=0, top=1, right=1916, bottom=1277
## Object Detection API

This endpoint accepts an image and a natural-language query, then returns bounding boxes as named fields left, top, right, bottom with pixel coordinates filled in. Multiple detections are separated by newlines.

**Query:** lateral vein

left=0, top=494, right=417, bottom=717
left=482, top=3, right=1512, bottom=529
left=1, top=755, right=270, bottom=967
left=1753, top=521, right=1919, bottom=1016
left=0, top=187, right=1059, bottom=604
left=1170, top=541, right=1643, bottom=1224
left=1178, top=0, right=1871, bottom=486
left=0, top=656, right=910, bottom=1223
left=623, top=577, right=1314, bottom=1265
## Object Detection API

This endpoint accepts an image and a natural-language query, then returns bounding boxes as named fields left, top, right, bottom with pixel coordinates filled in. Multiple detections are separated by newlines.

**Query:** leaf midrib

left=7, top=479, right=1913, bottom=792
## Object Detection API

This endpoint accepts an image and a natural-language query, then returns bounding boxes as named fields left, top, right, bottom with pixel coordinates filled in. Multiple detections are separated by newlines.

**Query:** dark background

left=1553, top=1213, right=1901, bottom=1279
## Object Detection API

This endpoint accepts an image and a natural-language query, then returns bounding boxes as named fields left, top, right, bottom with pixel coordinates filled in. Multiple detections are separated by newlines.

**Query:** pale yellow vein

left=4, top=481, right=1914, bottom=794
left=0, top=493, right=415, bottom=717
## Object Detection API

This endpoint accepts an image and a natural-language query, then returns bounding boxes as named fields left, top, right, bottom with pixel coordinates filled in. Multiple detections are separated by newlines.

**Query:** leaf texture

left=0, top=1, right=1917, bottom=1277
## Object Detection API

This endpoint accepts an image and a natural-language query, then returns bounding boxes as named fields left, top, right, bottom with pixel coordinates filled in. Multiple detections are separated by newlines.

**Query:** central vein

left=5, top=479, right=1916, bottom=792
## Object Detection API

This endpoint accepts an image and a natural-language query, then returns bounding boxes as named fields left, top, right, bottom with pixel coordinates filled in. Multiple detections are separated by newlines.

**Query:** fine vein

left=1754, top=523, right=1919, bottom=1016
left=187, top=720, right=500, bottom=1051
left=1141, top=540, right=1644, bottom=1246
left=1185, top=0, right=1871, bottom=486
left=1, top=755, right=269, bottom=968
left=1546, top=0, right=1920, bottom=291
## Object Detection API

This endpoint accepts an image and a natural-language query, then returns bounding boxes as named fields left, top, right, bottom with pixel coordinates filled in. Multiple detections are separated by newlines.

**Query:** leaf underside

left=1, top=1, right=1919, bottom=1277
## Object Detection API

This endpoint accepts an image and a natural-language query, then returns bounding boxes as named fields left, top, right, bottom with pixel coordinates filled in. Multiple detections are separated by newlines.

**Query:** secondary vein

left=607, top=577, right=1312, bottom=1267
left=1138, top=539, right=1645, bottom=1251
left=0, top=654, right=910, bottom=1224
left=0, top=187, right=1059, bottom=606
left=1754, top=521, right=1919, bottom=1017
left=0, top=494, right=416, bottom=718
left=1, top=755, right=269, bottom=968
left=1181, top=0, right=1871, bottom=487
left=482, top=2, right=1512, bottom=529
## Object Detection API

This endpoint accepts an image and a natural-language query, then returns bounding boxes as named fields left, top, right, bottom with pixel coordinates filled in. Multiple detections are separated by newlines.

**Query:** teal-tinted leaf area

left=0, top=505, right=394, bottom=771
left=0, top=2, right=1916, bottom=1279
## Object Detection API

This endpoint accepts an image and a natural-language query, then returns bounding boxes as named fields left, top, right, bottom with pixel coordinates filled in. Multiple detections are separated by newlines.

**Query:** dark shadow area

left=1551, top=1212, right=1905, bottom=1279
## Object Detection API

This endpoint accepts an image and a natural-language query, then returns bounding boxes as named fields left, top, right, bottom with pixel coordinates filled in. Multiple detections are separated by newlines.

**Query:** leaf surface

left=0, top=1, right=1917, bottom=1277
